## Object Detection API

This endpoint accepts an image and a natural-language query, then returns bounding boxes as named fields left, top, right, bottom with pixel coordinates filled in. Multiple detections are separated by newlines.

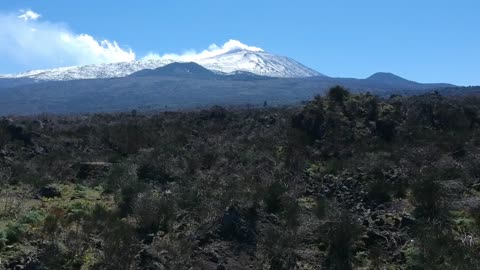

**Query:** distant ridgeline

left=0, top=61, right=475, bottom=115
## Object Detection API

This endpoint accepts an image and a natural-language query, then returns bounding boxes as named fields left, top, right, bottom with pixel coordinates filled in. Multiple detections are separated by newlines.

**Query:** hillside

left=0, top=70, right=455, bottom=116
left=1, top=87, right=480, bottom=269
left=130, top=62, right=218, bottom=78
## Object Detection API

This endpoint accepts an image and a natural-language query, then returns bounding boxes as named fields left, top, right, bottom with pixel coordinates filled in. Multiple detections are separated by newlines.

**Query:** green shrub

left=325, top=213, right=362, bottom=270
left=0, top=121, right=12, bottom=148
left=19, top=210, right=46, bottom=224
left=104, top=162, right=139, bottom=193
left=106, top=162, right=145, bottom=216
left=66, top=201, right=92, bottom=222
left=366, top=179, right=391, bottom=205
left=137, top=164, right=174, bottom=184
left=263, top=226, right=298, bottom=270
left=104, top=121, right=147, bottom=155
left=283, top=200, right=300, bottom=228
left=4, top=222, right=28, bottom=244
left=176, top=183, right=202, bottom=211
left=405, top=245, right=423, bottom=270
left=101, top=219, right=141, bottom=270
left=411, top=177, right=446, bottom=219
left=376, top=119, right=396, bottom=141
left=322, top=159, right=345, bottom=175
left=0, top=229, right=7, bottom=250
left=0, top=210, right=46, bottom=246
left=264, top=181, right=287, bottom=213
left=82, top=204, right=110, bottom=235
left=150, top=234, right=194, bottom=269
left=133, top=191, right=175, bottom=234
left=470, top=205, right=480, bottom=234
left=43, top=214, right=60, bottom=239
left=117, top=185, right=144, bottom=217
left=407, top=225, right=480, bottom=269
left=314, top=196, right=328, bottom=220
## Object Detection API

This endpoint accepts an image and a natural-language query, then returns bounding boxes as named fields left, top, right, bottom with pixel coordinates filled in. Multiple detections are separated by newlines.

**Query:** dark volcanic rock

left=216, top=265, right=226, bottom=270
left=6, top=124, right=35, bottom=146
left=74, top=161, right=111, bottom=180
left=38, top=184, right=61, bottom=198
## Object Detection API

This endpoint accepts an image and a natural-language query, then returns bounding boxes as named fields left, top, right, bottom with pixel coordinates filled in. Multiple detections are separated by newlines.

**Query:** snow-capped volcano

left=198, top=49, right=322, bottom=78
left=0, top=41, right=323, bottom=81
left=0, top=59, right=175, bottom=81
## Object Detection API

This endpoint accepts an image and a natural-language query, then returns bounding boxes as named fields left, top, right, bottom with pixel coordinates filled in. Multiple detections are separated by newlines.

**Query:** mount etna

left=0, top=45, right=470, bottom=115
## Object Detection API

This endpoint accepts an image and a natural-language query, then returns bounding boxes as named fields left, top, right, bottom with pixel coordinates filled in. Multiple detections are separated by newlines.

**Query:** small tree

left=314, top=196, right=328, bottom=220
left=132, top=191, right=174, bottom=234
left=283, top=200, right=300, bottom=228
left=411, top=176, right=445, bottom=219
left=101, top=219, right=141, bottom=270
left=327, top=86, right=350, bottom=104
left=263, top=226, right=298, bottom=270
left=264, top=182, right=287, bottom=213
left=325, top=212, right=362, bottom=270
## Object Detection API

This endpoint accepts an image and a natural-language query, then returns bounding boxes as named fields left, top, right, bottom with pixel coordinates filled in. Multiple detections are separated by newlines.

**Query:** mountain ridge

left=0, top=70, right=457, bottom=116
left=367, top=72, right=408, bottom=81
left=0, top=48, right=322, bottom=81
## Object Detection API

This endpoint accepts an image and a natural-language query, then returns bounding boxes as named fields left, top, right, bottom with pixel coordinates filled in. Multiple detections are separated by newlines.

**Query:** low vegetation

left=1, top=87, right=480, bottom=269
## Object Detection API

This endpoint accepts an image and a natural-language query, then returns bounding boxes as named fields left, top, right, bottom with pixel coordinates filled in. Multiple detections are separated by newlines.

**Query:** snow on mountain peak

left=198, top=49, right=322, bottom=78
left=1, top=40, right=323, bottom=80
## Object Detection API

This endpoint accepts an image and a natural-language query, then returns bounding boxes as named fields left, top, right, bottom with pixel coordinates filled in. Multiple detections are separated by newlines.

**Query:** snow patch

left=1, top=43, right=322, bottom=80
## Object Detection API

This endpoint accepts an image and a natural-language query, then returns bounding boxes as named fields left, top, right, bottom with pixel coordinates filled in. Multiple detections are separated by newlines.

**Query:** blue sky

left=0, top=0, right=478, bottom=85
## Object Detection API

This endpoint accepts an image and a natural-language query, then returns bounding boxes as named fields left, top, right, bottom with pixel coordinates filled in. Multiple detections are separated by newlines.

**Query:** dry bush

left=101, top=220, right=141, bottom=270
left=0, top=185, right=31, bottom=219
left=132, top=191, right=175, bottom=234
left=324, top=212, right=363, bottom=270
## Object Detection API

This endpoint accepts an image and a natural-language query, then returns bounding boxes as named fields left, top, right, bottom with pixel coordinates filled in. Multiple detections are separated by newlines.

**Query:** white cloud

left=0, top=9, right=135, bottom=72
left=0, top=8, right=262, bottom=74
left=18, top=9, right=41, bottom=21
left=142, top=39, right=263, bottom=61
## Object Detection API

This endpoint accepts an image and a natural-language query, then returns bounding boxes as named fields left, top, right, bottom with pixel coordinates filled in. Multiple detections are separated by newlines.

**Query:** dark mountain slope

left=130, top=62, right=218, bottom=78
left=365, top=72, right=453, bottom=90
left=0, top=78, right=40, bottom=88
left=0, top=67, right=458, bottom=115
